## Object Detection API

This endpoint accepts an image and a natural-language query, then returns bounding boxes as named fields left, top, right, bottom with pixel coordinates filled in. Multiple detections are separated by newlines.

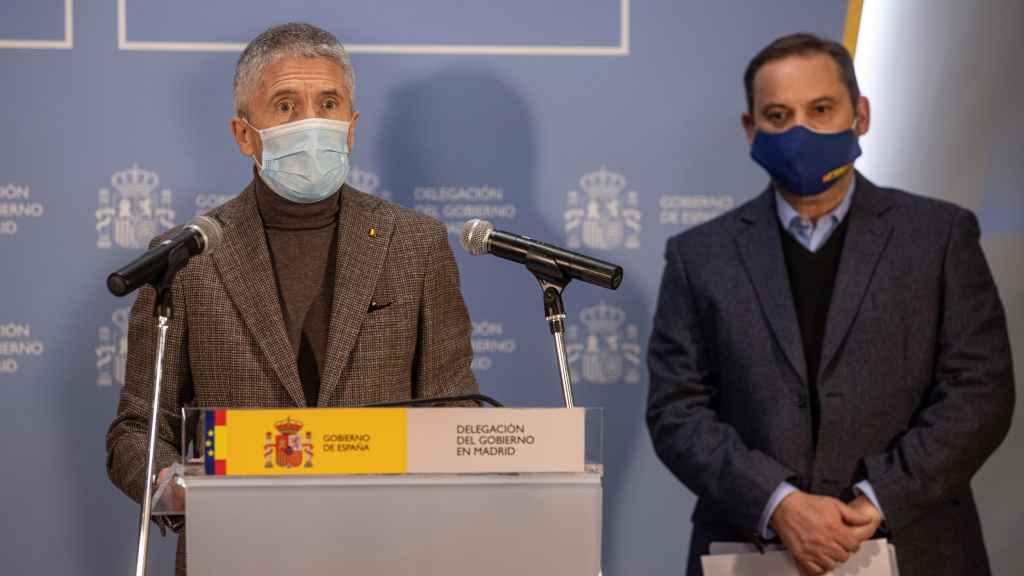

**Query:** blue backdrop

left=0, top=1, right=858, bottom=574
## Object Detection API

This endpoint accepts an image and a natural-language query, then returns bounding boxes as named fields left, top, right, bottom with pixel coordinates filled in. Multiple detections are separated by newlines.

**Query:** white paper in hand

left=701, top=538, right=898, bottom=576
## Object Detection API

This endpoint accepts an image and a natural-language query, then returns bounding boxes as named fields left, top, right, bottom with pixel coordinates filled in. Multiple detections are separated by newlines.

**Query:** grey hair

left=233, top=22, right=355, bottom=116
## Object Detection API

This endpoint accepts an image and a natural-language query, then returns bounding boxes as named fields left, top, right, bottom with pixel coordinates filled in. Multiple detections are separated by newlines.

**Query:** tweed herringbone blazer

left=647, top=173, right=1014, bottom=576
left=106, top=181, right=477, bottom=574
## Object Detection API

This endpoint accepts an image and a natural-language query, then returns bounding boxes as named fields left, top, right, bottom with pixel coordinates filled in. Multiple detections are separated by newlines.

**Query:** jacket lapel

left=736, top=189, right=808, bottom=385
left=317, top=186, right=396, bottom=405
left=211, top=184, right=306, bottom=407
left=818, top=173, right=894, bottom=382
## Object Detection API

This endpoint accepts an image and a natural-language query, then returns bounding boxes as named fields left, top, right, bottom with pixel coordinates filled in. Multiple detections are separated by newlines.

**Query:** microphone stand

left=134, top=243, right=190, bottom=576
left=525, top=251, right=576, bottom=408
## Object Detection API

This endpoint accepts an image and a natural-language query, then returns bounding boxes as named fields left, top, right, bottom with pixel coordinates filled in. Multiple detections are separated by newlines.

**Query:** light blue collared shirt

left=774, top=178, right=856, bottom=253
left=759, top=177, right=885, bottom=538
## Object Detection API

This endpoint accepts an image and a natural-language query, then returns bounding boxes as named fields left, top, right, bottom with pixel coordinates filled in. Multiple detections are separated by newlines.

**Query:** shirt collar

left=775, top=176, right=856, bottom=231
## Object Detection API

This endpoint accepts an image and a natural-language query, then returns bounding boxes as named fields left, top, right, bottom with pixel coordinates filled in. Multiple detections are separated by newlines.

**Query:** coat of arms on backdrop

left=566, top=302, right=642, bottom=385
left=96, top=165, right=175, bottom=250
left=565, top=166, right=642, bottom=250
left=96, top=307, right=130, bottom=387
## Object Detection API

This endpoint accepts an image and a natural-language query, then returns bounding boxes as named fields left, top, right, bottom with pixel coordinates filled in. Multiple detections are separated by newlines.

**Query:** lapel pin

left=368, top=227, right=378, bottom=238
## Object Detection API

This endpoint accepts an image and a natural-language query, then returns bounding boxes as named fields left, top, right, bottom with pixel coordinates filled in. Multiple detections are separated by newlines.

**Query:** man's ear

left=347, top=110, right=360, bottom=153
left=230, top=116, right=258, bottom=158
left=854, top=96, right=871, bottom=136
left=742, top=112, right=756, bottom=145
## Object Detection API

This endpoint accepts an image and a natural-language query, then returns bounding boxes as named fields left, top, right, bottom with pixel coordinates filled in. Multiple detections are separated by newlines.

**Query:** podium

left=161, top=407, right=603, bottom=576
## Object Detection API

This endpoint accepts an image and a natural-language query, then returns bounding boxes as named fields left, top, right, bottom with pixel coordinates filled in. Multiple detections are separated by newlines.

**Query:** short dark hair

left=743, top=33, right=860, bottom=113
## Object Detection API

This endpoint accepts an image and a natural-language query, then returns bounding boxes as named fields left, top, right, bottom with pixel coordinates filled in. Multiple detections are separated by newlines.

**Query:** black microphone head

left=185, top=215, right=223, bottom=255
left=459, top=219, right=493, bottom=256
left=107, top=274, right=130, bottom=297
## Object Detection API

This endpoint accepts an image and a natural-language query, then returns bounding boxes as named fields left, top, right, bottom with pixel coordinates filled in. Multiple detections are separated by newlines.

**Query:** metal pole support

left=135, top=310, right=170, bottom=576
left=544, top=285, right=575, bottom=408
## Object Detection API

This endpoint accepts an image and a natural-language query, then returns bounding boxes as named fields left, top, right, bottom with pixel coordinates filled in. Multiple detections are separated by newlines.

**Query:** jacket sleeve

left=105, top=269, right=193, bottom=505
left=861, top=209, right=1015, bottom=532
left=647, top=237, right=796, bottom=535
left=413, top=219, right=479, bottom=401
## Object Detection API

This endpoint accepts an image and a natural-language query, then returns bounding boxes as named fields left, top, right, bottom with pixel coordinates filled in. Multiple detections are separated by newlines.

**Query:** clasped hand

left=770, top=491, right=882, bottom=575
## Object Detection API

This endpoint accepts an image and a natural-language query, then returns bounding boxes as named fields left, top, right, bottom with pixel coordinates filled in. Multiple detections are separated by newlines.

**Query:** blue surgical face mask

left=247, top=117, right=351, bottom=204
left=750, top=120, right=861, bottom=197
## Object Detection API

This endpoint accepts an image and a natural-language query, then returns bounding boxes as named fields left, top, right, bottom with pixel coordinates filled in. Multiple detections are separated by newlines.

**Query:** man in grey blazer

left=106, top=23, right=477, bottom=574
left=647, top=34, right=1014, bottom=576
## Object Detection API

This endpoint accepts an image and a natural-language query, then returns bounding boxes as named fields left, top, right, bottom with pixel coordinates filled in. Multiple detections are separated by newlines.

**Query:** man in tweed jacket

left=106, top=23, right=477, bottom=574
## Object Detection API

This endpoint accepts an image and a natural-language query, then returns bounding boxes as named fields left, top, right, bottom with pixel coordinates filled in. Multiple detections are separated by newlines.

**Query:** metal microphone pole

left=526, top=251, right=576, bottom=408
left=135, top=311, right=169, bottom=576
left=542, top=282, right=575, bottom=408
left=134, top=244, right=189, bottom=576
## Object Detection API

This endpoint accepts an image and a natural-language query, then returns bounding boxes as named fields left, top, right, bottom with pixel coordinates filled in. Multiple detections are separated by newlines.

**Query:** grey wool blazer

left=106, top=181, right=478, bottom=574
left=647, top=172, right=1014, bottom=576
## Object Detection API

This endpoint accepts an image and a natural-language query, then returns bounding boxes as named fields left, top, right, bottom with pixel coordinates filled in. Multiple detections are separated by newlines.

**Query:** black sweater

left=779, top=215, right=851, bottom=446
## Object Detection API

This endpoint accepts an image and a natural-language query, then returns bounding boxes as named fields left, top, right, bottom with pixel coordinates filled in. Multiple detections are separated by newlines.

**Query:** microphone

left=107, top=216, right=223, bottom=297
left=459, top=219, right=622, bottom=290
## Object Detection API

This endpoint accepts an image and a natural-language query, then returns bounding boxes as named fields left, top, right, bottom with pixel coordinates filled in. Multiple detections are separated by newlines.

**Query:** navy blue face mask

left=750, top=122, right=862, bottom=197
